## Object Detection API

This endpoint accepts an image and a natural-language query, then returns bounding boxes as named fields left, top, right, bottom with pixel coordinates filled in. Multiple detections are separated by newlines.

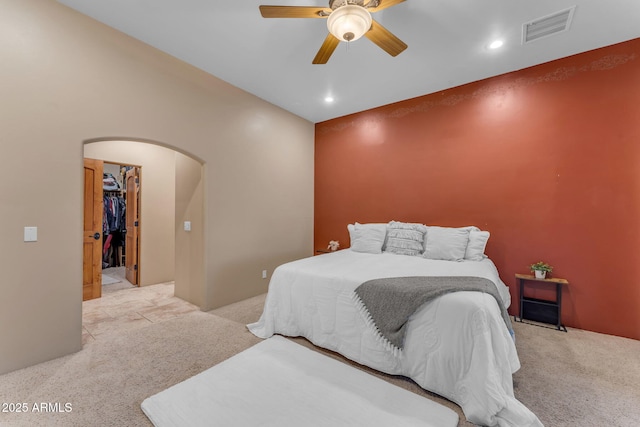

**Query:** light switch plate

left=24, top=226, right=38, bottom=242
left=184, top=221, right=191, bottom=232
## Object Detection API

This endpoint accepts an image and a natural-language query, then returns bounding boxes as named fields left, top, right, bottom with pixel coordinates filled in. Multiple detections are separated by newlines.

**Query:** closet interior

left=102, top=162, right=140, bottom=289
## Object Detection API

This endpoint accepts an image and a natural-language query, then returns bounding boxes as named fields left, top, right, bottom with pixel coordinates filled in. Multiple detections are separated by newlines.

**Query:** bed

left=248, top=223, right=543, bottom=427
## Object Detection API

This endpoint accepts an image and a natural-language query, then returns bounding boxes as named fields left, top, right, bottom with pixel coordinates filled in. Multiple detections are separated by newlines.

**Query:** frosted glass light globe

left=327, top=5, right=372, bottom=42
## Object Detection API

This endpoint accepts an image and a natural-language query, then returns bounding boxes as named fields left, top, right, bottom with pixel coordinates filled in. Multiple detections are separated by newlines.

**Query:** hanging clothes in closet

left=102, top=173, right=126, bottom=268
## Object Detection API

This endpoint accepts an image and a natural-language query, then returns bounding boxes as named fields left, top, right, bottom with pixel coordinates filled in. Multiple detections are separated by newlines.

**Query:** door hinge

left=134, top=221, right=138, bottom=227
left=134, top=264, right=138, bottom=271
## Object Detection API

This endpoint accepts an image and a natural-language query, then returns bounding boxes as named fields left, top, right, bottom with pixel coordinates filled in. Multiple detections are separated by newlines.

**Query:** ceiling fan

left=259, top=0, right=408, bottom=64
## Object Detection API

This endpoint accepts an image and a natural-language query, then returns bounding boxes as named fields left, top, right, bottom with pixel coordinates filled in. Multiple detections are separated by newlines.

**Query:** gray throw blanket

left=353, top=276, right=513, bottom=350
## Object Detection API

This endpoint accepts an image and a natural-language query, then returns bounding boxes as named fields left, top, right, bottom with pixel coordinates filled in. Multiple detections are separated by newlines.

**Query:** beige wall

left=0, top=0, right=314, bottom=375
left=84, top=140, right=177, bottom=286
left=175, top=152, right=205, bottom=307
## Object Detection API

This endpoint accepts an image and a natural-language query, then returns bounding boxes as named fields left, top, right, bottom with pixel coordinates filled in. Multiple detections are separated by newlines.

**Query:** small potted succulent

left=530, top=261, right=553, bottom=279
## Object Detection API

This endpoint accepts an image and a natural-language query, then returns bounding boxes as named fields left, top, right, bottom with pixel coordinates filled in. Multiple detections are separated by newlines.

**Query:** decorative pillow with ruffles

left=384, top=221, right=427, bottom=256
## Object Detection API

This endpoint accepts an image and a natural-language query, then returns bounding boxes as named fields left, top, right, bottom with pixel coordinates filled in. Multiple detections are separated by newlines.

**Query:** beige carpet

left=101, top=266, right=135, bottom=294
left=101, top=274, right=121, bottom=286
left=0, top=292, right=638, bottom=427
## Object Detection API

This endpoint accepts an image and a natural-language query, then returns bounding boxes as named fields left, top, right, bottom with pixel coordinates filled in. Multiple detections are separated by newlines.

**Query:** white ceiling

left=57, top=0, right=640, bottom=123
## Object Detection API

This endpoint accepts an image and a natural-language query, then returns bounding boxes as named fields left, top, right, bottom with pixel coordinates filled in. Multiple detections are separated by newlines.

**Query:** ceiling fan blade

left=365, top=0, right=406, bottom=13
left=259, top=5, right=330, bottom=18
left=364, top=19, right=407, bottom=57
left=312, top=33, right=340, bottom=64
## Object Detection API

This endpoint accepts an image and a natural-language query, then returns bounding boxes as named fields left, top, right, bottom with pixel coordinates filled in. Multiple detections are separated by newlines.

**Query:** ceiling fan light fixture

left=327, top=5, right=372, bottom=42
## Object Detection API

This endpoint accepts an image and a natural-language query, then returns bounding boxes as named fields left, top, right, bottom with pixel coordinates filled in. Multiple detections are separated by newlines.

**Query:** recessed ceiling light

left=489, top=40, right=504, bottom=49
left=324, top=96, right=334, bottom=103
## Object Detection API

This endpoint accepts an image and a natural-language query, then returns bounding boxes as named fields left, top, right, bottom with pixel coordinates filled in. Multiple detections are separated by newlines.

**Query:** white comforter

left=248, top=250, right=543, bottom=427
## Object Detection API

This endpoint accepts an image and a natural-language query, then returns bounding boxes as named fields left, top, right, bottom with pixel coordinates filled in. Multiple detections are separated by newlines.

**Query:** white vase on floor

left=534, top=270, right=546, bottom=279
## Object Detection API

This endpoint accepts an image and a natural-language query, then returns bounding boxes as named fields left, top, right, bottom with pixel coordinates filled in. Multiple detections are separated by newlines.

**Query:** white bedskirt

left=248, top=250, right=543, bottom=427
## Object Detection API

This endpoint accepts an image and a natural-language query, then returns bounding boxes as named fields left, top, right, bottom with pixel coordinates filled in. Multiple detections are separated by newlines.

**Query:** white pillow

left=464, top=230, right=490, bottom=261
left=384, top=221, right=427, bottom=256
left=348, top=223, right=387, bottom=254
left=421, top=225, right=479, bottom=252
left=423, top=226, right=470, bottom=261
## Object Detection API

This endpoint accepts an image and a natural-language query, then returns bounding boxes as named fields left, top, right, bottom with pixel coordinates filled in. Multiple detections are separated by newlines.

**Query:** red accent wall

left=315, top=38, right=640, bottom=340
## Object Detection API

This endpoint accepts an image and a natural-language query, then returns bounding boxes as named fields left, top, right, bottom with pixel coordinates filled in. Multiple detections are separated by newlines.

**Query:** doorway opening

left=83, top=158, right=141, bottom=301
left=82, top=138, right=205, bottom=311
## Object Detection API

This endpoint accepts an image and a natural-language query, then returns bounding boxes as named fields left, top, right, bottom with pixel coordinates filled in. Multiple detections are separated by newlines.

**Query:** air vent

left=523, top=6, right=576, bottom=44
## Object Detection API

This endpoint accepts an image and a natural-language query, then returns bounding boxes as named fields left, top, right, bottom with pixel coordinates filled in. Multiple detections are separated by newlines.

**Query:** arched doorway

left=82, top=139, right=205, bottom=308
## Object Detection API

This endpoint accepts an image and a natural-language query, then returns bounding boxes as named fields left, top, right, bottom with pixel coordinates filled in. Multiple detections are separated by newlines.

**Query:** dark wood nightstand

left=514, top=273, right=568, bottom=332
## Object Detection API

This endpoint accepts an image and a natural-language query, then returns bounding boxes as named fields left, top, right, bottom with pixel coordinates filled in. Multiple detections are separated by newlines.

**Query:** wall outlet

left=262, top=270, right=267, bottom=279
